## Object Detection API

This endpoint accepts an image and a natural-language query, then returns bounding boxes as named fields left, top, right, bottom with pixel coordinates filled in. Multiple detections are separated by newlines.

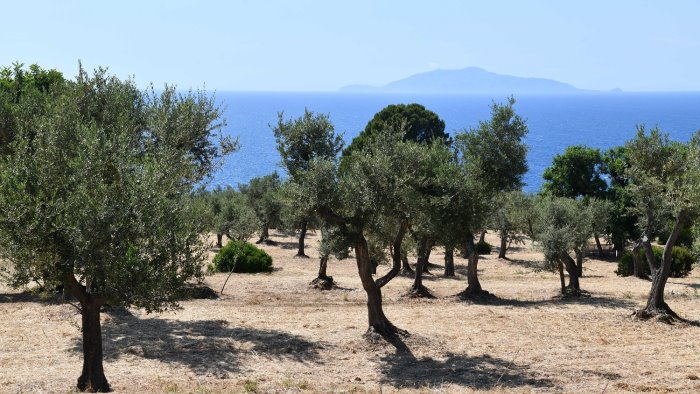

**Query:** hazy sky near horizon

left=2, top=0, right=699, bottom=92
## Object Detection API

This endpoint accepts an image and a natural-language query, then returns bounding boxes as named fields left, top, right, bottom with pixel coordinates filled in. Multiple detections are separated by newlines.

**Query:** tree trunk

left=460, top=235, right=486, bottom=297
left=216, top=233, right=223, bottom=248
left=638, top=209, right=687, bottom=319
left=410, top=237, right=432, bottom=297
left=63, top=272, right=110, bottom=393
left=318, top=255, right=329, bottom=279
left=557, top=261, right=566, bottom=294
left=479, top=230, right=487, bottom=243
left=594, top=233, right=604, bottom=256
left=296, top=220, right=309, bottom=257
left=562, top=254, right=580, bottom=293
left=422, top=243, right=433, bottom=275
left=631, top=242, right=646, bottom=279
left=256, top=223, right=270, bottom=244
left=444, top=246, right=455, bottom=277
left=354, top=236, right=400, bottom=335
left=77, top=299, right=110, bottom=392
left=460, top=239, right=469, bottom=258
left=400, top=250, right=414, bottom=276
left=498, top=231, right=507, bottom=259
left=574, top=248, right=584, bottom=278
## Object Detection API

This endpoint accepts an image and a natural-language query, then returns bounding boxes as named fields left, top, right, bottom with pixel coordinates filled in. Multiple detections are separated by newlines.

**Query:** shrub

left=476, top=240, right=492, bottom=255
left=615, top=245, right=695, bottom=278
left=211, top=240, right=273, bottom=273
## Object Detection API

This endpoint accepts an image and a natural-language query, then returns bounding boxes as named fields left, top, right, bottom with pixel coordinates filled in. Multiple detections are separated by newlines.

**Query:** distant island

left=339, top=67, right=603, bottom=94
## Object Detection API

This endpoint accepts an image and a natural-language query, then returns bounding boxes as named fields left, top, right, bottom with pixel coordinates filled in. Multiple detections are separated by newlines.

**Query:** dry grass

left=1, top=232, right=700, bottom=393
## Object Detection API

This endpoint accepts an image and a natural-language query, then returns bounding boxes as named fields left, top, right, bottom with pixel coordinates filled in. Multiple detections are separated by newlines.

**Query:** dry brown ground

left=1, top=232, right=700, bottom=394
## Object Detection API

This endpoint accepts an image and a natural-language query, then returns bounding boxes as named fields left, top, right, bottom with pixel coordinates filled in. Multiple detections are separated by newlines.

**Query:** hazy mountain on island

left=340, top=67, right=592, bottom=94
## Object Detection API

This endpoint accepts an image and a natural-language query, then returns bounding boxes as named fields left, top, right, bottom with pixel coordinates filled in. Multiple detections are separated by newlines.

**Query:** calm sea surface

left=211, top=92, right=700, bottom=193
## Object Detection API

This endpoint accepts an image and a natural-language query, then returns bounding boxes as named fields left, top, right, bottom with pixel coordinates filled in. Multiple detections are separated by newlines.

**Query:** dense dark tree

left=0, top=65, right=232, bottom=392
left=454, top=96, right=529, bottom=297
left=342, top=103, right=447, bottom=158
left=273, top=110, right=344, bottom=257
left=240, top=173, right=283, bottom=244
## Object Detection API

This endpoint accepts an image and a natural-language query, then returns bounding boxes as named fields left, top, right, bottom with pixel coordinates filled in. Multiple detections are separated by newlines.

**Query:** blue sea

left=211, top=92, right=700, bottom=193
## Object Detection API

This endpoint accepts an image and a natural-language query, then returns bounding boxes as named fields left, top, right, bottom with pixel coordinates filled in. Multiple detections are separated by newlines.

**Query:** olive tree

left=293, top=127, right=438, bottom=337
left=273, top=109, right=343, bottom=257
left=0, top=66, right=233, bottom=392
left=239, top=172, right=283, bottom=244
left=625, top=126, right=700, bottom=321
left=454, top=96, right=528, bottom=297
left=196, top=187, right=260, bottom=247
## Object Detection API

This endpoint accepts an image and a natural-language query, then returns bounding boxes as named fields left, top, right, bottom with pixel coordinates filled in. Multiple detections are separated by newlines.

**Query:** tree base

left=363, top=323, right=409, bottom=345
left=556, top=287, right=591, bottom=299
left=309, top=276, right=335, bottom=290
left=633, top=302, right=682, bottom=324
left=405, top=285, right=435, bottom=299
left=77, top=374, right=111, bottom=393
left=456, top=287, right=495, bottom=301
left=294, top=253, right=310, bottom=258
left=255, top=239, right=278, bottom=246
left=399, top=267, right=415, bottom=278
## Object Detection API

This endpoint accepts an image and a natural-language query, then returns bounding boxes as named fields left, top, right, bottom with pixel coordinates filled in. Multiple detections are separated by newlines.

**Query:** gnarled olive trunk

left=296, top=220, right=308, bottom=257
left=216, top=233, right=223, bottom=248
left=256, top=222, right=270, bottom=244
left=498, top=231, right=507, bottom=259
left=638, top=209, right=687, bottom=319
left=411, top=237, right=432, bottom=296
left=400, top=250, right=414, bottom=275
left=318, top=255, right=329, bottom=279
left=444, top=246, right=455, bottom=277
left=562, top=254, right=580, bottom=293
left=594, top=233, right=603, bottom=256
left=479, top=230, right=487, bottom=243
left=557, top=261, right=566, bottom=293
left=461, top=235, right=485, bottom=296
left=354, top=236, right=398, bottom=334
left=64, top=273, right=110, bottom=393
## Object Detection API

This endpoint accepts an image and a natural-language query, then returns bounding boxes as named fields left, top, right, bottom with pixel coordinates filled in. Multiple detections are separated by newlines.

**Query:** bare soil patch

left=1, top=232, right=699, bottom=393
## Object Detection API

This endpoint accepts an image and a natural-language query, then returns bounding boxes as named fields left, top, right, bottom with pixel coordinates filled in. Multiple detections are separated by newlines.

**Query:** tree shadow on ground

left=502, top=258, right=547, bottom=272
left=457, top=293, right=636, bottom=310
left=73, top=310, right=324, bottom=377
left=377, top=335, right=554, bottom=390
left=0, top=290, right=65, bottom=304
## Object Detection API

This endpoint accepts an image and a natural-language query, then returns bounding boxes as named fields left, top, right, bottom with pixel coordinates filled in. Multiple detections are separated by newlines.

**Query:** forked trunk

left=444, top=246, right=455, bottom=277
left=354, top=236, right=399, bottom=334
left=639, top=209, right=687, bottom=318
left=594, top=233, right=603, bottom=256
left=77, top=300, right=110, bottom=392
left=498, top=231, right=507, bottom=259
left=296, top=220, right=308, bottom=257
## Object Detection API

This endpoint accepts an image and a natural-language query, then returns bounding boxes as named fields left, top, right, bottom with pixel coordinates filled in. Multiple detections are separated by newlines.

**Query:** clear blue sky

left=2, top=0, right=699, bottom=92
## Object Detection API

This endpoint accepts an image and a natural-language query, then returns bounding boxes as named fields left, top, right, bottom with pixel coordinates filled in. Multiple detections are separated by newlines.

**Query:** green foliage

left=239, top=172, right=283, bottom=233
left=194, top=187, right=259, bottom=241
left=342, top=103, right=447, bottom=159
left=476, top=240, right=492, bottom=255
left=491, top=190, right=532, bottom=250
left=0, top=65, right=230, bottom=311
left=455, top=96, right=529, bottom=194
left=273, top=109, right=344, bottom=179
left=542, top=145, right=607, bottom=199
left=616, top=246, right=695, bottom=278
left=211, top=240, right=273, bottom=273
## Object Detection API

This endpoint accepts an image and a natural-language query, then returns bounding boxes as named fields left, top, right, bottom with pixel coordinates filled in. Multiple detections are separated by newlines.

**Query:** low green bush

left=211, top=240, right=273, bottom=273
left=615, top=245, right=695, bottom=278
left=476, top=240, right=492, bottom=255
